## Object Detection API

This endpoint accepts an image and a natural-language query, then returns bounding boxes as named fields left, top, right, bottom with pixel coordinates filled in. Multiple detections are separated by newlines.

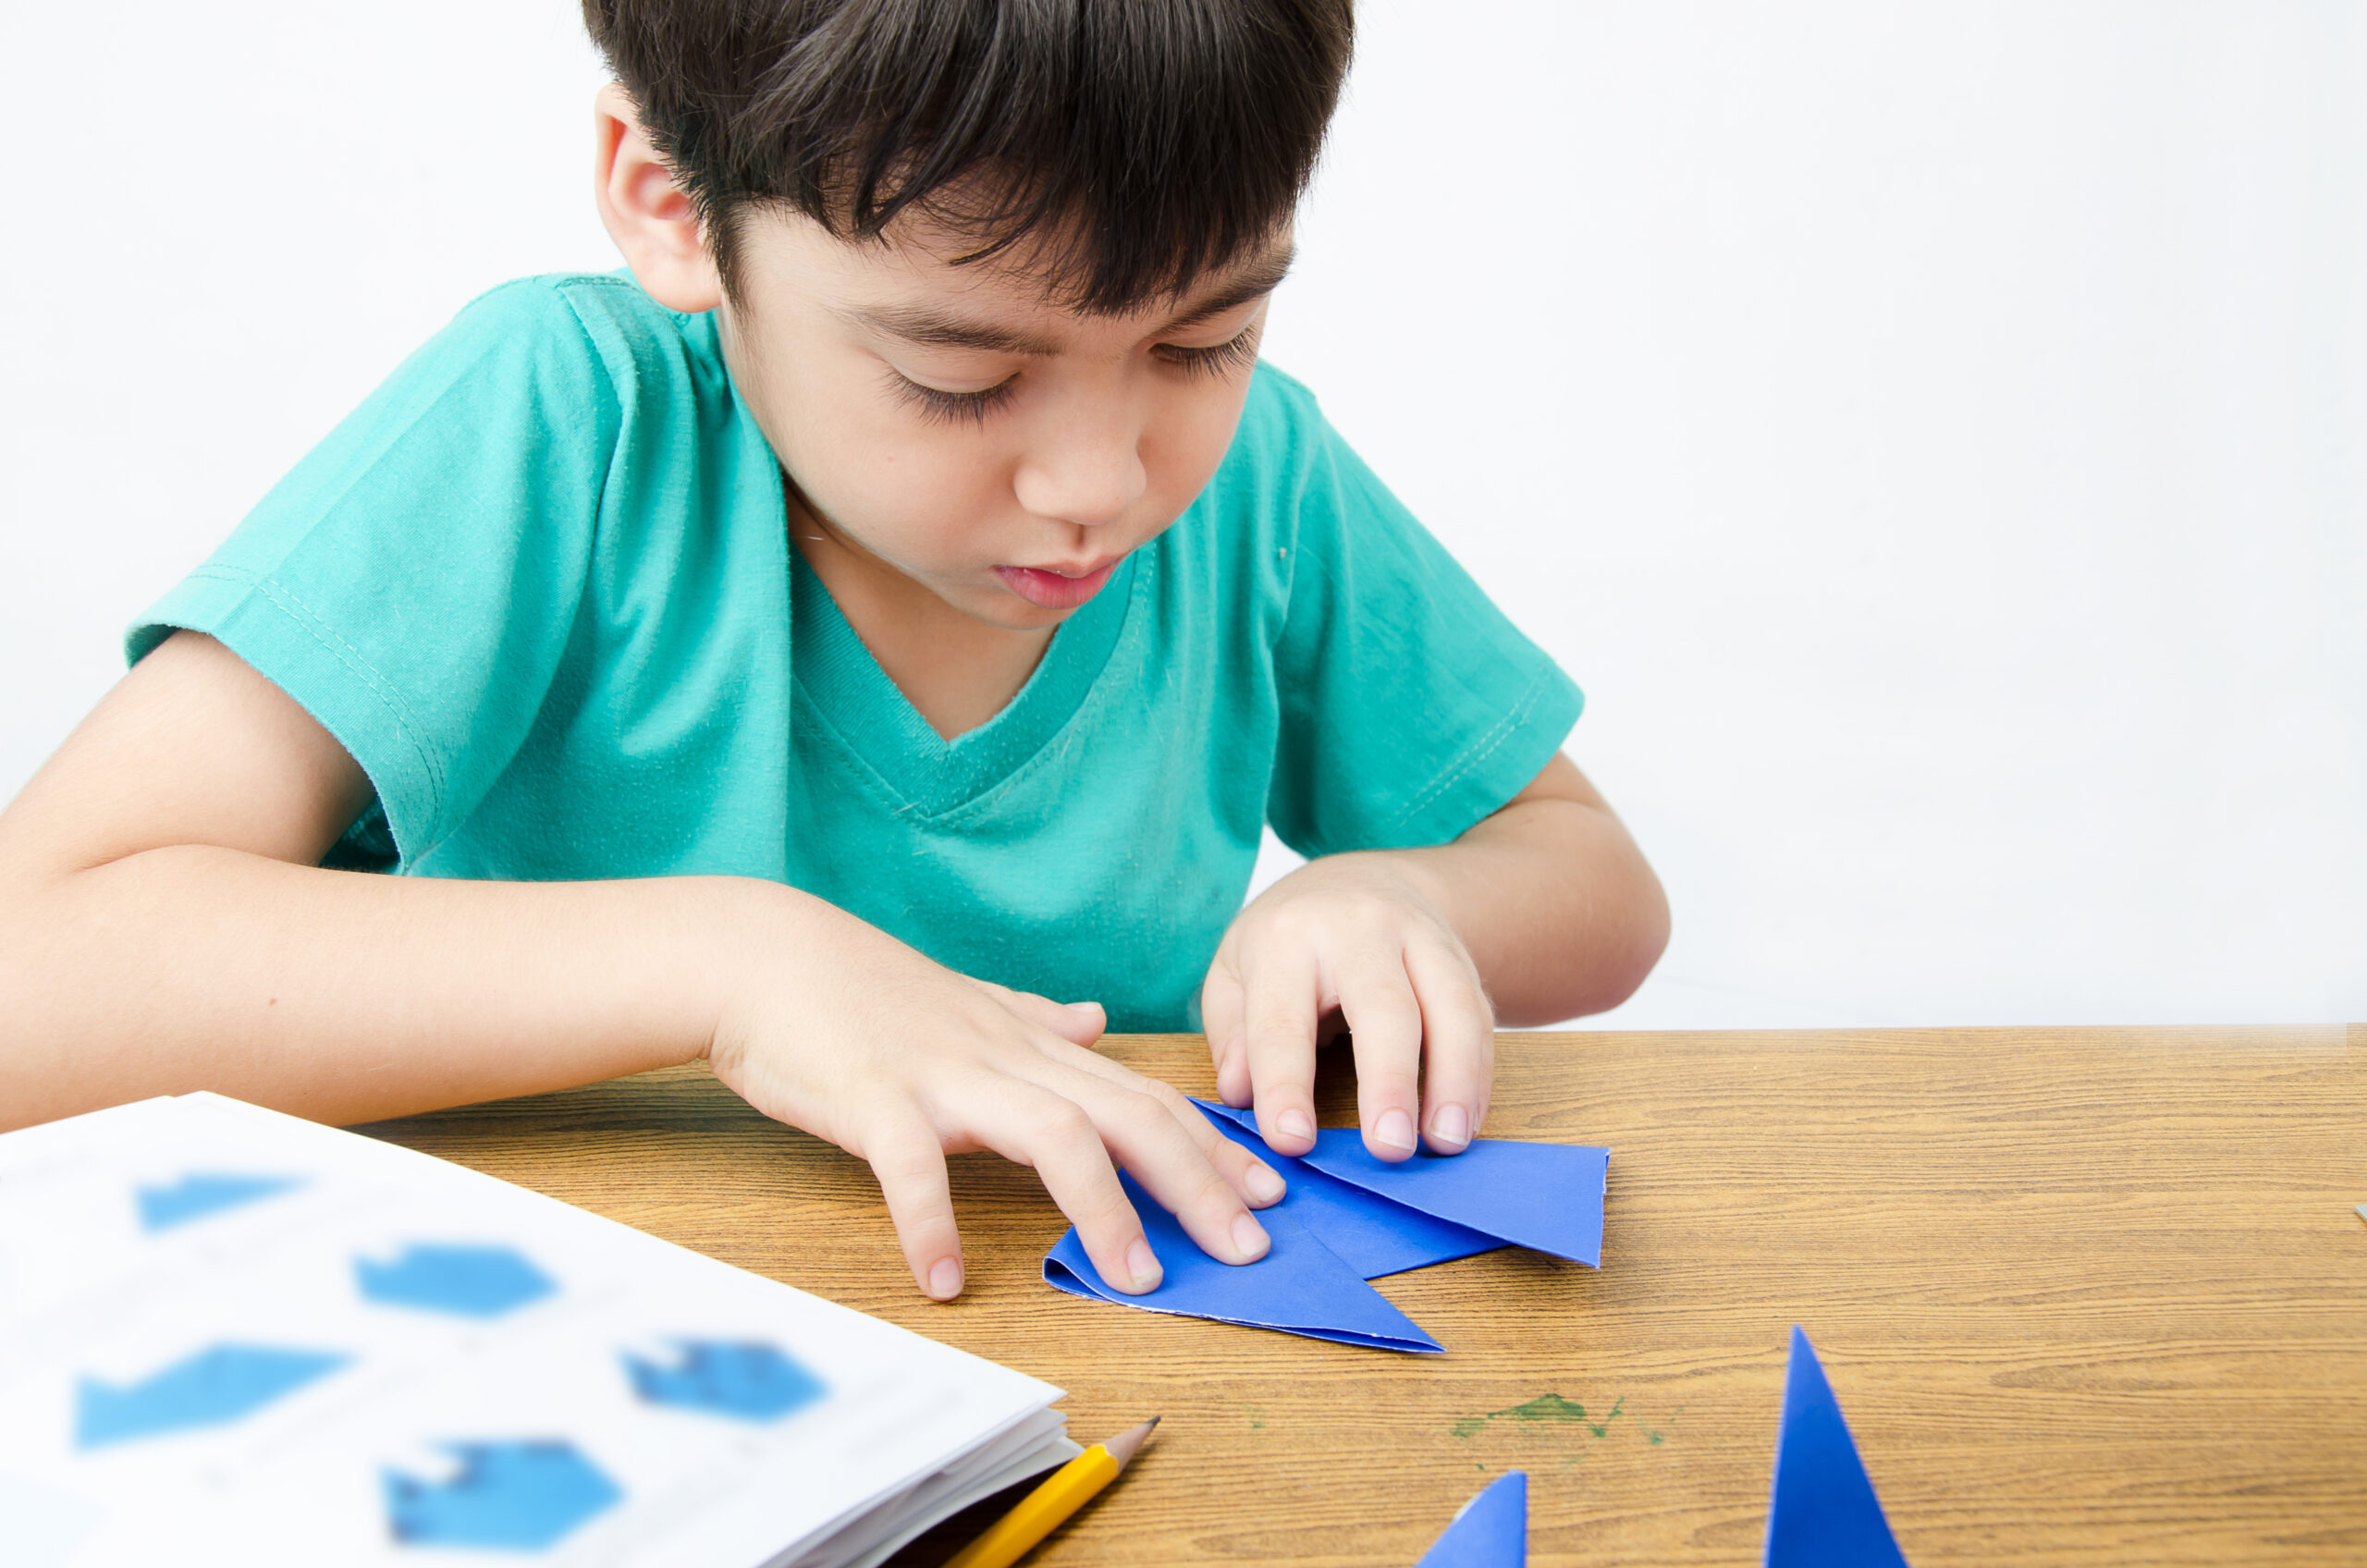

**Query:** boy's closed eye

left=884, top=321, right=1268, bottom=426
left=843, top=246, right=1290, bottom=429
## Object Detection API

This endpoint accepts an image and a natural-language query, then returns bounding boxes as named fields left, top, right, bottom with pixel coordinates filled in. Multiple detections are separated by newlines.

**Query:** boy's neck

left=787, top=491, right=1054, bottom=741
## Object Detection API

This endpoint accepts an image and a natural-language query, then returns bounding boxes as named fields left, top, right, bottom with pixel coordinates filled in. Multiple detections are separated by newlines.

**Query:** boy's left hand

left=1199, top=852, right=1492, bottom=1163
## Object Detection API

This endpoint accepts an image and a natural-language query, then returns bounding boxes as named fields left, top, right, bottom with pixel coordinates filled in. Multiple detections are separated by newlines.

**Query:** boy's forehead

left=741, top=202, right=1293, bottom=346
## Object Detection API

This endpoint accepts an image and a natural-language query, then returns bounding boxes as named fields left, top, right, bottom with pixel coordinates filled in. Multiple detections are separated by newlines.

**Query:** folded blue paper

left=1417, top=1471, right=1526, bottom=1567
left=1764, top=1328, right=1908, bottom=1567
left=1041, top=1102, right=1608, bottom=1353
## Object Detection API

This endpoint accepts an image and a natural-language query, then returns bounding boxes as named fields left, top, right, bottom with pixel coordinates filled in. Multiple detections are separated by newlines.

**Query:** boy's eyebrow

left=1156, top=245, right=1297, bottom=333
left=846, top=245, right=1297, bottom=356
left=846, top=306, right=1066, bottom=357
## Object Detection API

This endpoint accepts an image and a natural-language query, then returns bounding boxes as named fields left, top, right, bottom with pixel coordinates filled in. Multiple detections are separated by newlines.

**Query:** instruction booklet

left=0, top=1092, right=1077, bottom=1566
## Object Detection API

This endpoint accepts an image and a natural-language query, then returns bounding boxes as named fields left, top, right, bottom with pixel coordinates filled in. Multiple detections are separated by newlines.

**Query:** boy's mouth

left=994, top=557, right=1122, bottom=610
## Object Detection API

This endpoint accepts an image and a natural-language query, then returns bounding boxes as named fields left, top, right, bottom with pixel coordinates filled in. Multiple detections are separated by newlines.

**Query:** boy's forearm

left=1379, top=793, right=1670, bottom=1026
left=0, top=847, right=800, bottom=1131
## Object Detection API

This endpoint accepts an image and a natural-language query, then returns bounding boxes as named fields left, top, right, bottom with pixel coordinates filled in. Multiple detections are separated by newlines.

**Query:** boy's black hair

left=582, top=0, right=1354, bottom=312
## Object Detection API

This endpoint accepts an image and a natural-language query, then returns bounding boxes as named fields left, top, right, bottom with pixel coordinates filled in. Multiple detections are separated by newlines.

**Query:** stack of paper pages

left=0, top=1092, right=1077, bottom=1566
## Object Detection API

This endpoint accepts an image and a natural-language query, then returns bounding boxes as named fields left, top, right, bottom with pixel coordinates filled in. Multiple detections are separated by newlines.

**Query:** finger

left=1404, top=937, right=1495, bottom=1152
left=1199, top=936, right=1252, bottom=1107
left=1028, top=1060, right=1272, bottom=1265
left=1338, top=946, right=1426, bottom=1161
left=862, top=1115, right=967, bottom=1301
left=975, top=980, right=1107, bottom=1047
left=1240, top=941, right=1323, bottom=1155
left=1035, top=1043, right=1289, bottom=1210
left=960, top=1078, right=1166, bottom=1295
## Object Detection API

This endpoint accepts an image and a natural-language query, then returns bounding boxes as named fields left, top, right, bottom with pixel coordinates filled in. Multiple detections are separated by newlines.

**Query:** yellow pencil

left=942, top=1416, right=1161, bottom=1568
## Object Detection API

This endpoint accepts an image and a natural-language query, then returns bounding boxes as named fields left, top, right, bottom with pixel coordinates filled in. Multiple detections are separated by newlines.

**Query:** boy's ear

left=593, top=83, right=722, bottom=313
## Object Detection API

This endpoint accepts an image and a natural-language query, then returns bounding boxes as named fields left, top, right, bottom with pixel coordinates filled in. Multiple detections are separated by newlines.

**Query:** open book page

left=0, top=1092, right=1072, bottom=1567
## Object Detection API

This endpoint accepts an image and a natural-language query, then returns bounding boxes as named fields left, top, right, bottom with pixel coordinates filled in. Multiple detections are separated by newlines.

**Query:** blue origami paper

left=1417, top=1471, right=1527, bottom=1567
left=1763, top=1328, right=1908, bottom=1568
left=1041, top=1102, right=1607, bottom=1352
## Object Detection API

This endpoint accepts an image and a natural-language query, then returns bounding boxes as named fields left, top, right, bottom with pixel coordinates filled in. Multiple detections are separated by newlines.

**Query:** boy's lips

left=994, top=557, right=1122, bottom=609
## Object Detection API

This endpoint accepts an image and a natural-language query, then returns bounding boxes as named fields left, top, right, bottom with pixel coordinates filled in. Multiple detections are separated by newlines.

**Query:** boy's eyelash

left=888, top=323, right=1262, bottom=426
left=891, top=374, right=1020, bottom=428
left=1154, top=325, right=1263, bottom=379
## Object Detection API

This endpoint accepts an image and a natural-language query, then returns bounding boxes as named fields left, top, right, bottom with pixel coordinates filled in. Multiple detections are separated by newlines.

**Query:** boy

left=0, top=0, right=1667, bottom=1305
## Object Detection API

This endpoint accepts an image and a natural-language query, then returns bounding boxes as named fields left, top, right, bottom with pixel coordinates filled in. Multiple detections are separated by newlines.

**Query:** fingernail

left=1230, top=1212, right=1270, bottom=1261
left=1245, top=1163, right=1285, bottom=1205
left=1277, top=1109, right=1314, bottom=1145
left=1067, top=1000, right=1101, bottom=1020
left=1126, top=1239, right=1163, bottom=1292
left=926, top=1258, right=963, bottom=1300
left=1377, top=1109, right=1417, bottom=1152
left=1429, top=1103, right=1471, bottom=1149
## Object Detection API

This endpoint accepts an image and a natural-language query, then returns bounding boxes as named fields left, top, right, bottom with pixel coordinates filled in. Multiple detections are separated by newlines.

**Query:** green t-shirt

left=131, top=275, right=1582, bottom=1030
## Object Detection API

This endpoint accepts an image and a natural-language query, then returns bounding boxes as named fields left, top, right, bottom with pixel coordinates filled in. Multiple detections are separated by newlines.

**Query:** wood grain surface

left=357, top=1026, right=2367, bottom=1564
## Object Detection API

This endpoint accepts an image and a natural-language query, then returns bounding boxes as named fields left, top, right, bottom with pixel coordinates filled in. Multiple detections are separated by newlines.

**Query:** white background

left=2, top=2, right=2360, bottom=1028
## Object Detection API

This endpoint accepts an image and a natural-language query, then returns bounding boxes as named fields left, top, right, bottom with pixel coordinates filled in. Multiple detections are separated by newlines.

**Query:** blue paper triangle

left=1295, top=1130, right=1607, bottom=1267
left=1199, top=1107, right=1505, bottom=1278
left=1042, top=1104, right=1608, bottom=1353
left=1764, top=1328, right=1908, bottom=1567
left=1417, top=1471, right=1527, bottom=1567
left=1043, top=1172, right=1441, bottom=1354
left=1196, top=1100, right=1606, bottom=1266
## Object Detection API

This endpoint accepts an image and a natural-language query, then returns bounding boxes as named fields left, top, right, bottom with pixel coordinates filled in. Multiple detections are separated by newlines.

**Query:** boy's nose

left=1012, top=415, right=1148, bottom=530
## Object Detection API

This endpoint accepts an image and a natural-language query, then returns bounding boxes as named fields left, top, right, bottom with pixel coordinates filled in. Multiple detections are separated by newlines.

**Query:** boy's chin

left=932, top=576, right=1084, bottom=633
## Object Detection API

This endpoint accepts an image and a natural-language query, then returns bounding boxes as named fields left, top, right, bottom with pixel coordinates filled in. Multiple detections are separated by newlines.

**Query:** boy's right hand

left=705, top=897, right=1285, bottom=1301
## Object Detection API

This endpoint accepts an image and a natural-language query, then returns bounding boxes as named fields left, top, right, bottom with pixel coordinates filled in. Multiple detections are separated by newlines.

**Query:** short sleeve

left=1263, top=389, right=1584, bottom=857
left=128, top=279, right=619, bottom=866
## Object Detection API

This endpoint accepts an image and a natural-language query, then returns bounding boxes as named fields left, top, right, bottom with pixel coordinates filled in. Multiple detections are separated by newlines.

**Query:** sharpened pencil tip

left=1103, top=1415, right=1160, bottom=1470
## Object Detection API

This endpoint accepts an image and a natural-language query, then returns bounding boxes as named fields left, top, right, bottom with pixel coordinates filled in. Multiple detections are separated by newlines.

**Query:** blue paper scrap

left=76, top=1343, right=350, bottom=1449
left=1041, top=1101, right=1607, bottom=1352
left=385, top=1439, right=621, bottom=1550
left=624, top=1341, right=827, bottom=1422
left=1763, top=1328, right=1907, bottom=1568
left=356, top=1243, right=557, bottom=1318
left=135, top=1172, right=303, bottom=1232
left=1417, top=1470, right=1527, bottom=1567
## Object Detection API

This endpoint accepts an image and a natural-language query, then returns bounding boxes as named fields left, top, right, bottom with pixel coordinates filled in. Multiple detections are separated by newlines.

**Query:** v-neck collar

left=790, top=544, right=1144, bottom=815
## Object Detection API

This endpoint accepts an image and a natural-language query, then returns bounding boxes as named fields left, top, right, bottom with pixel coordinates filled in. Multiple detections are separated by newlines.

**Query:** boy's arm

left=0, top=631, right=1283, bottom=1298
left=1200, top=753, right=1668, bottom=1160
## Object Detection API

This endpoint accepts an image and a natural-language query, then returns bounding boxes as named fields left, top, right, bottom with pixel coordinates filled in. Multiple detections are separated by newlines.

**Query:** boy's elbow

left=1514, top=857, right=1670, bottom=1024
left=1592, top=869, right=1672, bottom=1014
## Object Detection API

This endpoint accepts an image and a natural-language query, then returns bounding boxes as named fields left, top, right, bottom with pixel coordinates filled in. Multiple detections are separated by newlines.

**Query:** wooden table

left=360, top=1026, right=2367, bottom=1564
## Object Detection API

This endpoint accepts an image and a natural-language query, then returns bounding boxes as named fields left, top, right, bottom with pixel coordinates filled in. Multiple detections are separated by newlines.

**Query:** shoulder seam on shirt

left=550, top=286, right=631, bottom=557
left=179, top=565, right=448, bottom=829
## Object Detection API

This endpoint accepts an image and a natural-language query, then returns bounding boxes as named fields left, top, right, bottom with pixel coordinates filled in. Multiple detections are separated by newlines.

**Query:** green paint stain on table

left=1453, top=1392, right=1594, bottom=1439
left=1508, top=1393, right=1590, bottom=1425
left=1588, top=1396, right=1625, bottom=1439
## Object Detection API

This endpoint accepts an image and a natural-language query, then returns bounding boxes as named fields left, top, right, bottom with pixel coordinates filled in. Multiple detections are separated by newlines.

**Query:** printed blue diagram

left=76, top=1344, right=349, bottom=1449
left=623, top=1340, right=827, bottom=1422
left=135, top=1172, right=303, bottom=1231
left=384, top=1440, right=621, bottom=1550
left=355, top=1243, right=556, bottom=1318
